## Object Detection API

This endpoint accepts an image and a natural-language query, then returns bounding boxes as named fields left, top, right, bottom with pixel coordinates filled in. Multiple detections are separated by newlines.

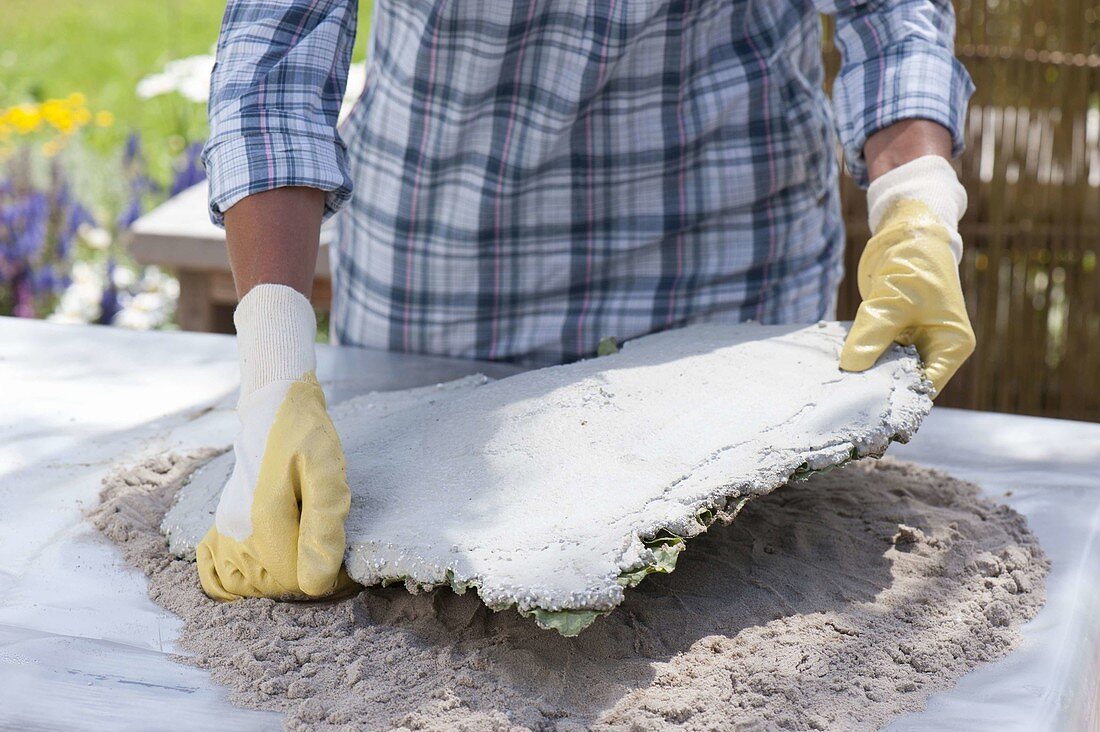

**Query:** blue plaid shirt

left=204, top=0, right=972, bottom=366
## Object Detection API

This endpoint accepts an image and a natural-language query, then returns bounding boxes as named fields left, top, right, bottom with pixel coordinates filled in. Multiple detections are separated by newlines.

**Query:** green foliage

left=618, top=532, right=686, bottom=588
left=596, top=336, right=619, bottom=357
left=527, top=608, right=604, bottom=637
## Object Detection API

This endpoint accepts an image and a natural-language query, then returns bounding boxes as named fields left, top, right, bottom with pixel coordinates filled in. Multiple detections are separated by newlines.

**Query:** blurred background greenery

left=3, top=0, right=223, bottom=180
left=0, top=0, right=370, bottom=329
left=1, top=0, right=371, bottom=181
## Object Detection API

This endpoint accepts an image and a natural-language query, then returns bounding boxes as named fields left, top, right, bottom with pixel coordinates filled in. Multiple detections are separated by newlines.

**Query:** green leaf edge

left=353, top=435, right=908, bottom=637
left=596, top=337, right=619, bottom=357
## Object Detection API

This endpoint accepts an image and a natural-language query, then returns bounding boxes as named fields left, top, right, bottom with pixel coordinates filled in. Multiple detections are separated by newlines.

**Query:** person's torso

left=332, top=0, right=844, bottom=365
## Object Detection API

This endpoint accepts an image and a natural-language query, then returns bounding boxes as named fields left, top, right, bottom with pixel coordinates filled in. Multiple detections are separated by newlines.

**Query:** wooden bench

left=129, top=182, right=332, bottom=333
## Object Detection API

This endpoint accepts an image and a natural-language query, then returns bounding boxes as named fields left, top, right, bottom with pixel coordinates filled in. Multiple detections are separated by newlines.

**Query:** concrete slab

left=163, top=322, right=932, bottom=634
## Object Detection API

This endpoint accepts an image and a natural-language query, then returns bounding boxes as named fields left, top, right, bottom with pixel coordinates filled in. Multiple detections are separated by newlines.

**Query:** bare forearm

left=223, top=187, right=326, bottom=299
left=864, top=119, right=952, bottom=183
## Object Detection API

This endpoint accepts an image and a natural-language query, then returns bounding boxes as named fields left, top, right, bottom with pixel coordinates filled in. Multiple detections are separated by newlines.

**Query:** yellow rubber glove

left=197, top=285, right=357, bottom=601
left=840, top=156, right=976, bottom=395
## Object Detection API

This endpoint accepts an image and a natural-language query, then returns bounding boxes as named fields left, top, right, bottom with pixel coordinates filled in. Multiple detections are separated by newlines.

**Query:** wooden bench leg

left=175, top=271, right=217, bottom=332
left=175, top=269, right=330, bottom=334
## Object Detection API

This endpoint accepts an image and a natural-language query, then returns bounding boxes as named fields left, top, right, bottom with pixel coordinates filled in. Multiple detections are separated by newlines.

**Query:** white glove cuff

left=866, top=155, right=966, bottom=265
left=233, top=284, right=316, bottom=400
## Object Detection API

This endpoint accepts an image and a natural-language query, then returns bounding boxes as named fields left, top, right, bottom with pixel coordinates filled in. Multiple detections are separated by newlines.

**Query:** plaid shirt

left=204, top=0, right=972, bottom=366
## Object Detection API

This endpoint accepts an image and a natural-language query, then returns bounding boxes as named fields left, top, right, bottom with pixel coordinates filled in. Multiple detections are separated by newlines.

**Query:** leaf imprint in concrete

left=163, top=322, right=933, bottom=634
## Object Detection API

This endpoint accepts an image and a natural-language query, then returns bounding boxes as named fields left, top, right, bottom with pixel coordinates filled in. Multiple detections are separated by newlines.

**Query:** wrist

left=866, top=155, right=966, bottom=264
left=233, top=284, right=317, bottom=400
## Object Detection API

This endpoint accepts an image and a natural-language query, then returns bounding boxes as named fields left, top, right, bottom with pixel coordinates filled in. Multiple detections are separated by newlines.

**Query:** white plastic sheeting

left=1, top=317, right=1097, bottom=730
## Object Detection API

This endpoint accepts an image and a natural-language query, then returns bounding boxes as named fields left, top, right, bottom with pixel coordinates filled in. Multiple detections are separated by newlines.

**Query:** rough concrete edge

left=161, top=448, right=230, bottom=560
left=346, top=347, right=935, bottom=636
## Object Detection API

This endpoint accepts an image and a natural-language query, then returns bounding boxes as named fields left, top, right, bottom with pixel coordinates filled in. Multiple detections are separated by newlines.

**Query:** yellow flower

left=5, top=104, right=41, bottom=134
left=42, top=99, right=76, bottom=133
left=95, top=110, right=115, bottom=127
left=0, top=93, right=93, bottom=137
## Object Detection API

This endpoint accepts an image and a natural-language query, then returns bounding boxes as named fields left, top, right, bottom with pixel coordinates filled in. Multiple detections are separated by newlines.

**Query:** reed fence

left=825, top=0, right=1100, bottom=421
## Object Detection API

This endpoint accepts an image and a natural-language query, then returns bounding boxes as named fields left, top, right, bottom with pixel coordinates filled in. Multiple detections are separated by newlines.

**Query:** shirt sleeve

left=814, top=0, right=975, bottom=187
left=201, top=0, right=358, bottom=227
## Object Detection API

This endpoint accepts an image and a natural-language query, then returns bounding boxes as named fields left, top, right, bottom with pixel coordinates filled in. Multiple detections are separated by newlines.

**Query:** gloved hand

left=197, top=284, right=356, bottom=601
left=840, top=155, right=976, bottom=395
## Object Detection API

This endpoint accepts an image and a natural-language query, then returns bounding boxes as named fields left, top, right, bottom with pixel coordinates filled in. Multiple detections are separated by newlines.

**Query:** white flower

left=339, top=62, right=368, bottom=125
left=136, top=55, right=214, bottom=102
left=135, top=73, right=179, bottom=100
left=111, top=264, right=137, bottom=290
left=70, top=260, right=104, bottom=287
left=49, top=262, right=104, bottom=324
left=113, top=307, right=159, bottom=330
left=113, top=291, right=167, bottom=330
left=170, top=56, right=215, bottom=102
left=79, top=224, right=112, bottom=250
left=132, top=291, right=167, bottom=312
left=160, top=275, right=181, bottom=300
left=110, top=266, right=179, bottom=330
left=140, top=266, right=179, bottom=295
left=46, top=312, right=90, bottom=325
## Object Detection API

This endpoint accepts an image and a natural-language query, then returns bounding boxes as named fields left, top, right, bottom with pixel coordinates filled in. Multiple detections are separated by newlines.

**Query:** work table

left=1, top=317, right=1096, bottom=730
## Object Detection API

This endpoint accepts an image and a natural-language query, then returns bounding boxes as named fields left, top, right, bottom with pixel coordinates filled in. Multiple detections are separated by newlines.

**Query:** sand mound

left=93, top=454, right=1047, bottom=731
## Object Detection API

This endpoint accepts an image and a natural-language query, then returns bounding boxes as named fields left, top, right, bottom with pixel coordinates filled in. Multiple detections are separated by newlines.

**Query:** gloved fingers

left=909, top=320, right=976, bottom=395
left=198, top=527, right=297, bottom=601
left=197, top=531, right=241, bottom=601
left=295, top=421, right=353, bottom=598
left=839, top=292, right=912, bottom=373
left=197, top=528, right=268, bottom=601
left=198, top=372, right=358, bottom=602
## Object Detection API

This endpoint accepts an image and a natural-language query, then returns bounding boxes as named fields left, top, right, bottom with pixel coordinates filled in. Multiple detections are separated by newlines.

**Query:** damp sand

left=92, top=454, right=1048, bottom=731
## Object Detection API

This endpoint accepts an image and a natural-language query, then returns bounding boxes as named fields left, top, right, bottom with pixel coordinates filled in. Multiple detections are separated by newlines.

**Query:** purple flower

left=116, top=197, right=143, bottom=231
left=98, top=259, right=121, bottom=324
left=58, top=202, right=94, bottom=260
left=123, top=132, right=142, bottom=166
left=169, top=141, right=207, bottom=196
left=1, top=158, right=96, bottom=316
left=0, top=186, right=49, bottom=305
left=32, top=264, right=57, bottom=294
left=13, top=276, right=34, bottom=318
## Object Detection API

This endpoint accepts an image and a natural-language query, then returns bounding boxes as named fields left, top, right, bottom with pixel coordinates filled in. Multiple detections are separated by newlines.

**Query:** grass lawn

left=2, top=0, right=371, bottom=183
